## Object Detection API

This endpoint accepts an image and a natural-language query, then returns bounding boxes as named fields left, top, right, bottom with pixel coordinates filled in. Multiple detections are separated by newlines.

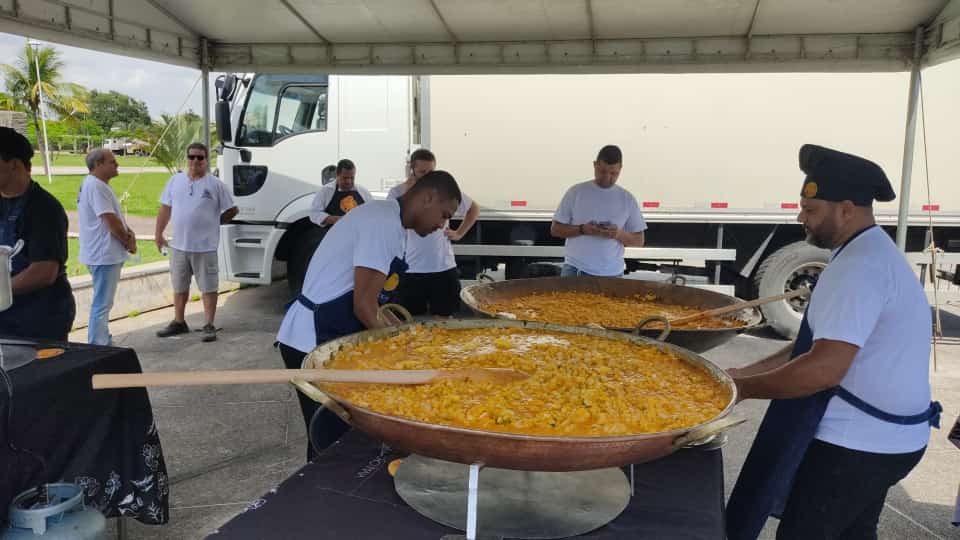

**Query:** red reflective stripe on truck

left=922, top=204, right=940, bottom=211
left=510, top=200, right=527, bottom=207
left=711, top=202, right=728, bottom=209
left=643, top=202, right=660, bottom=208
left=781, top=202, right=799, bottom=209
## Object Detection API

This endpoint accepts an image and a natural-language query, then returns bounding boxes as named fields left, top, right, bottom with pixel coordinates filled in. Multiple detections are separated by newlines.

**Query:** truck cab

left=214, top=73, right=414, bottom=293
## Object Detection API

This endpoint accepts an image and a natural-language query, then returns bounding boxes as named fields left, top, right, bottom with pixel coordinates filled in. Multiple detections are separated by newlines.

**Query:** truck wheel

left=287, top=227, right=327, bottom=296
left=754, top=241, right=829, bottom=339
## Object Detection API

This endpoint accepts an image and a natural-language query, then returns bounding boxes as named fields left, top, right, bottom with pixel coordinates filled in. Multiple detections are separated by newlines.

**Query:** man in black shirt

left=0, top=127, right=75, bottom=341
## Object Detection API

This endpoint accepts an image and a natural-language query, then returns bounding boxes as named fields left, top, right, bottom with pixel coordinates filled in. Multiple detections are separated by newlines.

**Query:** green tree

left=1, top=43, right=90, bottom=176
left=88, top=90, right=151, bottom=131
left=0, top=91, right=24, bottom=111
left=151, top=113, right=203, bottom=173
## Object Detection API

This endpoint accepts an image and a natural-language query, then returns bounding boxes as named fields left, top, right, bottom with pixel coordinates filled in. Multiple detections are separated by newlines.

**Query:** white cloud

left=0, top=32, right=218, bottom=119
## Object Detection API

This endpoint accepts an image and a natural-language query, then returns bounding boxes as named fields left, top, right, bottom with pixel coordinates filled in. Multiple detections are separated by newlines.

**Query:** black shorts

left=776, top=439, right=925, bottom=540
left=396, top=268, right=462, bottom=317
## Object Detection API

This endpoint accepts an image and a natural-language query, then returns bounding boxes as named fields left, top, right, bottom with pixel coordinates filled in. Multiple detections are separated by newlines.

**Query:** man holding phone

left=550, top=145, right=647, bottom=277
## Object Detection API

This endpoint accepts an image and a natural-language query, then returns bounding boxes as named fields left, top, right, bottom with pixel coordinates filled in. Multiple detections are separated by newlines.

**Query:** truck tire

left=287, top=227, right=327, bottom=296
left=754, top=241, right=829, bottom=339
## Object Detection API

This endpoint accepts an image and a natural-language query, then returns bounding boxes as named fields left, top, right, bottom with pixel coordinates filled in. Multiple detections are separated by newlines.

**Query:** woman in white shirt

left=387, top=149, right=479, bottom=316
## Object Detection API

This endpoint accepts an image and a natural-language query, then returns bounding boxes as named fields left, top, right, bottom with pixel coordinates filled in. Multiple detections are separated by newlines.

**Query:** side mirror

left=321, top=165, right=336, bottom=185
left=215, top=101, right=232, bottom=143
left=216, top=74, right=237, bottom=101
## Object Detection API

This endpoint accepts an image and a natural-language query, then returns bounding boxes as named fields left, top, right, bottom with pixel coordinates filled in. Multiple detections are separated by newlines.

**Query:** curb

left=69, top=260, right=239, bottom=331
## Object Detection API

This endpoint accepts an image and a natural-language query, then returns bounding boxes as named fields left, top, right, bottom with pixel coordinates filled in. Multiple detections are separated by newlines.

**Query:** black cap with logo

left=798, top=144, right=896, bottom=207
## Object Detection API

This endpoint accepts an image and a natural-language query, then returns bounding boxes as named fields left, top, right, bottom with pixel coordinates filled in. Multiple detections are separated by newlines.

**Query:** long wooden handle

left=668, top=287, right=810, bottom=326
left=92, top=368, right=450, bottom=389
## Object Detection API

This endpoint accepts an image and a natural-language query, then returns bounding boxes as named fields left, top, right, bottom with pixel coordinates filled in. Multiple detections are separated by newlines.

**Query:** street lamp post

left=27, top=38, right=54, bottom=184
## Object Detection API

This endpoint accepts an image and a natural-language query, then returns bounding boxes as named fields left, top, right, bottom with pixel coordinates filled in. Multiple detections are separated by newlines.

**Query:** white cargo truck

left=213, top=68, right=960, bottom=338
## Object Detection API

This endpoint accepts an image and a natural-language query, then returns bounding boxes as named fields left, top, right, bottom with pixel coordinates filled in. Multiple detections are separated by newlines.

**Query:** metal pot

left=296, top=318, right=743, bottom=472
left=0, top=240, right=24, bottom=312
left=460, top=276, right=764, bottom=352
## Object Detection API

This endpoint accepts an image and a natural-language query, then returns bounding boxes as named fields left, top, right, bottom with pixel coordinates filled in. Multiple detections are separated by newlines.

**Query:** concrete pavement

left=76, top=282, right=960, bottom=539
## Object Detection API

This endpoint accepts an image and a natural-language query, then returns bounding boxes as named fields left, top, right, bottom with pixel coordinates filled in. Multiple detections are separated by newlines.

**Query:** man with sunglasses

left=154, top=143, right=238, bottom=342
left=0, top=127, right=75, bottom=341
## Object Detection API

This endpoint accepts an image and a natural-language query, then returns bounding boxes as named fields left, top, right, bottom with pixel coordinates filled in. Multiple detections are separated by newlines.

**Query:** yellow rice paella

left=318, top=326, right=730, bottom=437
left=477, top=290, right=745, bottom=330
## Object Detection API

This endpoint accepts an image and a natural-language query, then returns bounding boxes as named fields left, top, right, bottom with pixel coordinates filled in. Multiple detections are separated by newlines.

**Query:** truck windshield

left=237, top=74, right=328, bottom=146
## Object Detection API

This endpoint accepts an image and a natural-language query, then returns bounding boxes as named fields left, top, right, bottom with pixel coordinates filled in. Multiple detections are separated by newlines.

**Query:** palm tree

left=0, top=92, right=22, bottom=111
left=1, top=43, right=90, bottom=176
left=151, top=113, right=204, bottom=174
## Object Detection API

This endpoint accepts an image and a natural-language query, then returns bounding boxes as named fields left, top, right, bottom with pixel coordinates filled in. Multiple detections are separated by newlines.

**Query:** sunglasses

left=187, top=155, right=206, bottom=161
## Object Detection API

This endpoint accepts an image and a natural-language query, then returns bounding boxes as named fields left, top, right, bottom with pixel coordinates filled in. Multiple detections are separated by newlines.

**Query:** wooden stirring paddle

left=667, top=287, right=811, bottom=326
left=91, top=367, right=529, bottom=390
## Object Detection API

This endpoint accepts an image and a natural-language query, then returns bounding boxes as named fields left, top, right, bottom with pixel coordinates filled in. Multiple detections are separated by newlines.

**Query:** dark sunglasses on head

left=187, top=155, right=206, bottom=161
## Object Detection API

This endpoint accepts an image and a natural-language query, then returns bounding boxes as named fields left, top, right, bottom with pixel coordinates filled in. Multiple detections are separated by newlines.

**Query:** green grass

left=67, top=238, right=167, bottom=277
left=42, top=152, right=164, bottom=169
left=44, top=172, right=170, bottom=217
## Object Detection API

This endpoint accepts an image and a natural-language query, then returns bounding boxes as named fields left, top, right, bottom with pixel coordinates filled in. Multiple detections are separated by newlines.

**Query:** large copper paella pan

left=296, top=318, right=742, bottom=472
left=460, top=276, right=764, bottom=352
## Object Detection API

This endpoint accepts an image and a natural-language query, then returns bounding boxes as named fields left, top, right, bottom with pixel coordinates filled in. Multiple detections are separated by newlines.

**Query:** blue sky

left=0, top=31, right=217, bottom=119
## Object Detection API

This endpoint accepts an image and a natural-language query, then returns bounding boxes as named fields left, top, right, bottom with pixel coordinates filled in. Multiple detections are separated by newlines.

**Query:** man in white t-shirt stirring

left=277, top=170, right=462, bottom=460
left=78, top=149, right=136, bottom=345
left=726, top=144, right=942, bottom=540
left=154, top=143, right=238, bottom=342
left=551, top=145, right=647, bottom=277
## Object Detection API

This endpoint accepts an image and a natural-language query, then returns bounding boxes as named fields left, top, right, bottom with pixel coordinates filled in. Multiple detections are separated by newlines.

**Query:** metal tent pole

left=895, top=26, right=925, bottom=251
left=201, top=38, right=211, bottom=150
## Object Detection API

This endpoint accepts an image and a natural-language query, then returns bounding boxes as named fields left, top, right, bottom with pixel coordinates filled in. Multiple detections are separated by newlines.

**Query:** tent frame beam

left=0, top=0, right=200, bottom=67
left=210, top=32, right=917, bottom=74
left=278, top=0, right=330, bottom=44
left=142, top=0, right=200, bottom=38
left=895, top=26, right=926, bottom=251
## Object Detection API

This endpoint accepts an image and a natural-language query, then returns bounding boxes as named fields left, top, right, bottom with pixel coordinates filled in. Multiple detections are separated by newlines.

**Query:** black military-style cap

left=798, top=144, right=896, bottom=207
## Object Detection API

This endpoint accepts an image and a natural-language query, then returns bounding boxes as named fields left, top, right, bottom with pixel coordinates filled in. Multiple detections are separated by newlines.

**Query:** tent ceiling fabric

left=1, top=0, right=958, bottom=73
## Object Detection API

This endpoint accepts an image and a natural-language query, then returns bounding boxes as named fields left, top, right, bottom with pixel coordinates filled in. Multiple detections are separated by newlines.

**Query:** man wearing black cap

left=725, top=144, right=941, bottom=540
left=0, top=127, right=76, bottom=341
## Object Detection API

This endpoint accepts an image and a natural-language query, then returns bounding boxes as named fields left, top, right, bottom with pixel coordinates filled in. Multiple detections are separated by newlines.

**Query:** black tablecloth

left=0, top=340, right=169, bottom=525
left=212, top=430, right=724, bottom=539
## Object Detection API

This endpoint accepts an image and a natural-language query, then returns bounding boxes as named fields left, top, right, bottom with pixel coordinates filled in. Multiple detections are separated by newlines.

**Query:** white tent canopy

left=1, top=0, right=958, bottom=74
left=2, top=0, right=959, bottom=247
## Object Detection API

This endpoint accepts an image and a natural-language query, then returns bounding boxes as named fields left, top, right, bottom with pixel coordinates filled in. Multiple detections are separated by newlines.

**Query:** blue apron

left=324, top=188, right=366, bottom=219
left=726, top=226, right=943, bottom=540
left=289, top=201, right=408, bottom=450
left=0, top=187, right=76, bottom=340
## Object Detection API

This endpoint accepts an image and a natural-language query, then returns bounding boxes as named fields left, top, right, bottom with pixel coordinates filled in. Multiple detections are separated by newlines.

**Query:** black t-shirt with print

left=0, top=180, right=72, bottom=305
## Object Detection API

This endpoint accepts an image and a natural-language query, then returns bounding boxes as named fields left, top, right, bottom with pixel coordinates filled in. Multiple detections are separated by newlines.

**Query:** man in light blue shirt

left=78, top=148, right=136, bottom=345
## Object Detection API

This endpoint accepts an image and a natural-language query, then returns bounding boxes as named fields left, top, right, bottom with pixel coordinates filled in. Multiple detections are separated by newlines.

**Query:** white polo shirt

left=160, top=172, right=235, bottom=253
left=309, top=183, right=374, bottom=227
left=277, top=199, right=406, bottom=353
left=77, top=174, right=128, bottom=266
left=810, top=226, right=932, bottom=454
left=553, top=180, right=647, bottom=276
left=387, top=183, right=473, bottom=274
